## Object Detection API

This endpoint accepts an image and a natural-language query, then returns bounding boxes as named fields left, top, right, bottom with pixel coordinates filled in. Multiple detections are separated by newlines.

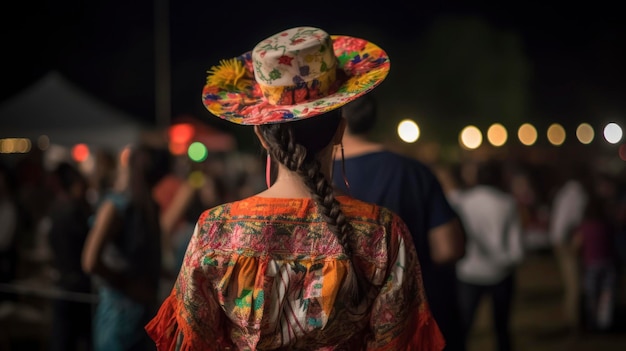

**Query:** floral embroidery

left=278, top=55, right=293, bottom=65
left=146, top=196, right=445, bottom=351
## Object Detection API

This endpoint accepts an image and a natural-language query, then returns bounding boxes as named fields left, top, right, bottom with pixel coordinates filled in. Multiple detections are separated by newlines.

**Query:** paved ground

left=467, top=251, right=626, bottom=351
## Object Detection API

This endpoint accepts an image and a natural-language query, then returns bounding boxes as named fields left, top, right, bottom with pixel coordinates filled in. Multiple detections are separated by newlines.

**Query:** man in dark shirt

left=333, top=94, right=467, bottom=351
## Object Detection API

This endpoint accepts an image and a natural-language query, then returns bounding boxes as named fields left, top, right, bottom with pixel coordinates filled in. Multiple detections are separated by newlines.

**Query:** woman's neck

left=256, top=147, right=335, bottom=199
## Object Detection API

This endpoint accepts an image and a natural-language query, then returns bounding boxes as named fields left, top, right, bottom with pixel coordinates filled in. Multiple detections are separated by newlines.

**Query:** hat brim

left=202, top=35, right=390, bottom=125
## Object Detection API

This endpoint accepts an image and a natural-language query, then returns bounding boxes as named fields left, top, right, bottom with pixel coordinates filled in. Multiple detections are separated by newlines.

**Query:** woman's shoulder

left=197, top=201, right=236, bottom=222
left=338, top=196, right=403, bottom=228
left=196, top=196, right=281, bottom=222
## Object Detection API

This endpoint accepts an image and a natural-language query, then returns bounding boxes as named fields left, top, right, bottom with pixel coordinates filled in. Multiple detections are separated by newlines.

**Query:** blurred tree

left=380, top=15, right=531, bottom=146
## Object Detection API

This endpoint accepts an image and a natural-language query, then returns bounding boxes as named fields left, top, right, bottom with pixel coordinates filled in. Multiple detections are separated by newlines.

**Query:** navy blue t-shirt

left=333, top=150, right=456, bottom=265
left=333, top=150, right=463, bottom=349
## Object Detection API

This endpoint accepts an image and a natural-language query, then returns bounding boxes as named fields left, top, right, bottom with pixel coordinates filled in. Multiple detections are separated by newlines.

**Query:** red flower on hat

left=277, top=89, right=295, bottom=105
left=291, top=38, right=305, bottom=45
left=293, top=87, right=308, bottom=103
left=278, top=55, right=294, bottom=65
left=203, top=85, right=220, bottom=95
left=334, top=36, right=367, bottom=53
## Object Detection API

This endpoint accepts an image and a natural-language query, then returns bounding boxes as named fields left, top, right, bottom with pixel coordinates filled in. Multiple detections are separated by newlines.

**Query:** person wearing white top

left=452, top=159, right=524, bottom=351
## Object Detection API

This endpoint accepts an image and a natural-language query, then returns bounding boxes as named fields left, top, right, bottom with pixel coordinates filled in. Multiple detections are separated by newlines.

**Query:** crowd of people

left=0, top=25, right=625, bottom=351
left=0, top=146, right=265, bottom=350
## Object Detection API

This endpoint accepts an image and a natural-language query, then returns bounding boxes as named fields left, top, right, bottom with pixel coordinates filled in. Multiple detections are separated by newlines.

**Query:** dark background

left=2, top=1, right=625, bottom=146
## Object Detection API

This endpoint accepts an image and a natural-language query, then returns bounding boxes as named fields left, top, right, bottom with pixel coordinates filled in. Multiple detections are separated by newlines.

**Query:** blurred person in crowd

left=152, top=152, right=192, bottom=276
left=454, top=159, right=524, bottom=351
left=9, top=148, right=53, bottom=267
left=146, top=26, right=445, bottom=350
left=549, top=163, right=591, bottom=332
left=572, top=187, right=618, bottom=332
left=616, top=179, right=626, bottom=267
left=433, top=162, right=465, bottom=207
left=333, top=94, right=467, bottom=351
left=88, top=149, right=118, bottom=207
left=0, top=161, right=19, bottom=303
left=47, top=162, right=94, bottom=351
left=82, top=144, right=168, bottom=351
left=155, top=154, right=226, bottom=275
left=507, top=166, right=550, bottom=251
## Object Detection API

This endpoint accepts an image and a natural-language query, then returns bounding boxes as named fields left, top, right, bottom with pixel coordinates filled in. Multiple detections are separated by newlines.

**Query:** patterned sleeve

left=145, top=212, right=234, bottom=351
left=367, top=213, right=446, bottom=351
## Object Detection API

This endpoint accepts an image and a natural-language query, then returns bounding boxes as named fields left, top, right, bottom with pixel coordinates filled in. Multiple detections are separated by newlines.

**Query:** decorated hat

left=202, top=26, right=390, bottom=125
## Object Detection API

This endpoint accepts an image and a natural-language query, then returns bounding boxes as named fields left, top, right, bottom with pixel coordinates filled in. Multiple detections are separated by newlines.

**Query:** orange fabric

left=146, top=196, right=446, bottom=350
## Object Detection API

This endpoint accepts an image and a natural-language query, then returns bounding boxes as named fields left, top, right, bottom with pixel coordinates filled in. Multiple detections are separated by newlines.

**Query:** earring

left=340, top=143, right=350, bottom=191
left=265, top=154, right=272, bottom=189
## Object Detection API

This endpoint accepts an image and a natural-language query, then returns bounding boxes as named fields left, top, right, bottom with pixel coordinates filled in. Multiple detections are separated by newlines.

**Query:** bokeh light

left=459, top=125, right=483, bottom=150
left=518, top=123, right=538, bottom=146
left=576, top=123, right=594, bottom=144
left=603, top=122, right=623, bottom=144
left=188, top=141, right=208, bottom=162
left=487, top=123, right=507, bottom=147
left=397, top=119, right=420, bottom=143
left=547, top=123, right=566, bottom=146
left=168, top=123, right=194, bottom=144
left=168, top=123, right=196, bottom=155
left=37, top=135, right=50, bottom=150
left=0, top=138, right=31, bottom=154
left=188, top=170, right=206, bottom=189
left=169, top=142, right=187, bottom=155
left=71, top=143, right=90, bottom=163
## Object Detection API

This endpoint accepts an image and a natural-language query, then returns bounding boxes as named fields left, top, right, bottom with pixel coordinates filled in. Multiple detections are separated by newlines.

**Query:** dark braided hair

left=257, top=109, right=354, bottom=255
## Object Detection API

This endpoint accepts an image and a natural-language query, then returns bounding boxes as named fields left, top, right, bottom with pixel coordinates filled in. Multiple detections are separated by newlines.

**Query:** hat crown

left=252, top=27, right=338, bottom=104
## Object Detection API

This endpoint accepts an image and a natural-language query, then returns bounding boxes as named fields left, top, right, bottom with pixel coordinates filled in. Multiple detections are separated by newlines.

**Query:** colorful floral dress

left=146, top=195, right=444, bottom=350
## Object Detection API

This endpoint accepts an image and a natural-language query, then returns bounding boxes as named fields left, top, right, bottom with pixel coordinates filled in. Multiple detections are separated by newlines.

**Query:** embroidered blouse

left=146, top=195, right=444, bottom=351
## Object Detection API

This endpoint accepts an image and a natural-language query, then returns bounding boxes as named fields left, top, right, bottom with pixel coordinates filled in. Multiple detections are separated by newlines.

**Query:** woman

left=573, top=182, right=618, bottom=331
left=146, top=26, right=443, bottom=350
left=82, top=145, right=168, bottom=351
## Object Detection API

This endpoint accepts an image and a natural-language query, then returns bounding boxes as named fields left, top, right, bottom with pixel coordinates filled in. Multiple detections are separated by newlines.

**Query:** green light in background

left=188, top=142, right=208, bottom=162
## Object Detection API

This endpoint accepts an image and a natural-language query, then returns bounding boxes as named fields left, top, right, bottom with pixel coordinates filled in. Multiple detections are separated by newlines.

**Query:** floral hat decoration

left=202, top=26, right=390, bottom=125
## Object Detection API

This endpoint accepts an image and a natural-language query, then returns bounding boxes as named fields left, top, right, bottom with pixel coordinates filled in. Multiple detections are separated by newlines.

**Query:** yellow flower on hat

left=342, top=75, right=371, bottom=93
left=341, top=69, right=387, bottom=93
left=206, top=58, right=252, bottom=91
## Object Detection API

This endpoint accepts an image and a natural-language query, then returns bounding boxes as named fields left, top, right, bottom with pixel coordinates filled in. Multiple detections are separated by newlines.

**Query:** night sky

left=2, top=1, right=625, bottom=137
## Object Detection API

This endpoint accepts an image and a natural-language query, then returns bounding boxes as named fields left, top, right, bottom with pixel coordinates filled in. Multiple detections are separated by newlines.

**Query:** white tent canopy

left=0, top=71, right=147, bottom=150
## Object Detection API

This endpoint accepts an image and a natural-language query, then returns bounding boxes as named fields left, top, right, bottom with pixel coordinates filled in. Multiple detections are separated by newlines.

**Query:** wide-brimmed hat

left=202, top=26, right=390, bottom=125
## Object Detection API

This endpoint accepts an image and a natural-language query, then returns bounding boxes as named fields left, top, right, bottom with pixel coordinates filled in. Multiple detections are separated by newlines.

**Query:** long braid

left=260, top=124, right=354, bottom=254
left=260, top=122, right=364, bottom=306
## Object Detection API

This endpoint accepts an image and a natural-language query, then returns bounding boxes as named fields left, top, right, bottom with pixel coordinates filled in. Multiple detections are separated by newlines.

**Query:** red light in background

left=168, top=123, right=195, bottom=144
left=619, top=144, right=626, bottom=161
left=168, top=142, right=187, bottom=156
left=72, top=143, right=90, bottom=163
